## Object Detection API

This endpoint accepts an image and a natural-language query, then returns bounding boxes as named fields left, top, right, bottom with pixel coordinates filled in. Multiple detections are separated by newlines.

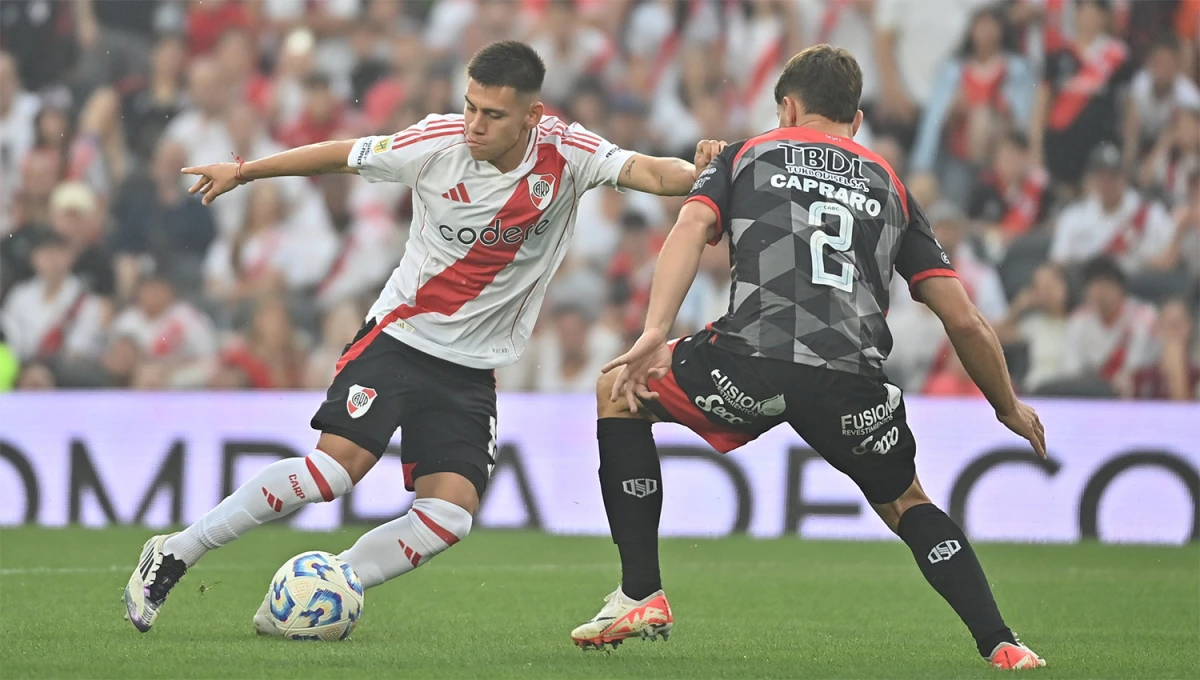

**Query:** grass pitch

left=1, top=527, right=1197, bottom=679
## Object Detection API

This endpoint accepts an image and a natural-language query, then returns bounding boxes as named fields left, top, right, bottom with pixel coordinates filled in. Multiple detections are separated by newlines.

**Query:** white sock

left=164, top=451, right=353, bottom=566
left=339, top=498, right=473, bottom=589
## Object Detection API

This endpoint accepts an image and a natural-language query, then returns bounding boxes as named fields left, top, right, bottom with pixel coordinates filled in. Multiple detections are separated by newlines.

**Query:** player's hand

left=601, top=328, right=672, bottom=414
left=996, top=401, right=1047, bottom=459
left=182, top=162, right=247, bottom=205
left=694, top=140, right=727, bottom=176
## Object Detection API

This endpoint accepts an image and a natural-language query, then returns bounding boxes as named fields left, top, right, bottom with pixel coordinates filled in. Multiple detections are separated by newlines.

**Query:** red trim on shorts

left=648, top=362, right=753, bottom=454
left=413, top=508, right=462, bottom=546
left=402, top=462, right=417, bottom=492
left=305, top=456, right=335, bottom=502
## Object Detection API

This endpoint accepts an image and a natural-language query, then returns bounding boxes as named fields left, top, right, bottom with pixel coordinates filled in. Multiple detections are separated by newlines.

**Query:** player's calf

left=338, top=472, right=476, bottom=588
left=877, top=484, right=1028, bottom=662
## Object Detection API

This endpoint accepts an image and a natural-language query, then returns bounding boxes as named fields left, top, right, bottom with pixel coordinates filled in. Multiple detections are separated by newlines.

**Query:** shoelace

left=147, top=555, right=187, bottom=605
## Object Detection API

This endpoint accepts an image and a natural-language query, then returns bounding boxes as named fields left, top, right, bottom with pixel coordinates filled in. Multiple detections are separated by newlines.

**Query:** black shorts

left=642, top=330, right=917, bottom=505
left=310, top=319, right=497, bottom=498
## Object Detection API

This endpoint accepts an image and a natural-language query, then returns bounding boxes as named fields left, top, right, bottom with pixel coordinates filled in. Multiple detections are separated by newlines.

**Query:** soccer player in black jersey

left=571, top=45, right=1047, bottom=671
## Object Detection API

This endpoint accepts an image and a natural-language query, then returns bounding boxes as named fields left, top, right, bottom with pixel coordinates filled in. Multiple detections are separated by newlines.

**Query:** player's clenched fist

left=693, top=140, right=726, bottom=176
left=182, top=162, right=247, bottom=205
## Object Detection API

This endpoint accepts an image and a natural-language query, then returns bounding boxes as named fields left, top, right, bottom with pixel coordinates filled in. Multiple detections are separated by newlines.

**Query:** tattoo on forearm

left=623, top=158, right=635, bottom=182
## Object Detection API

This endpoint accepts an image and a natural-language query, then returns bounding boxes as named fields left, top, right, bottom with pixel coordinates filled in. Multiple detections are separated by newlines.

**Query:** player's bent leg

left=125, top=435, right=364, bottom=633
left=337, top=472, right=476, bottom=589
left=872, top=478, right=1045, bottom=669
left=573, top=370, right=673, bottom=649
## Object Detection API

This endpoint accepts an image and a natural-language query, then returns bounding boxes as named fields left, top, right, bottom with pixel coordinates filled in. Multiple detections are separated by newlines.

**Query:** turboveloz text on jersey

left=779, top=142, right=870, bottom=192
left=437, top=218, right=553, bottom=246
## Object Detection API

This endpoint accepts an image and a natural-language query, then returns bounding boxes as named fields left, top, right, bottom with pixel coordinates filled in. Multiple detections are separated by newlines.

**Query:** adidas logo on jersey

left=441, top=182, right=471, bottom=203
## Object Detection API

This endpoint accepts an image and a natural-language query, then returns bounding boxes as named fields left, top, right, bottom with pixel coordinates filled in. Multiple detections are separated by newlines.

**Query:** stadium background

left=0, top=2, right=1197, bottom=678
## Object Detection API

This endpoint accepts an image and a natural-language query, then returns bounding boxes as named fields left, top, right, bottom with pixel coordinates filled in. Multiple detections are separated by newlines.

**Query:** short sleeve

left=894, top=193, right=956, bottom=300
left=682, top=142, right=739, bottom=246
left=560, top=123, right=635, bottom=191
left=348, top=114, right=464, bottom=186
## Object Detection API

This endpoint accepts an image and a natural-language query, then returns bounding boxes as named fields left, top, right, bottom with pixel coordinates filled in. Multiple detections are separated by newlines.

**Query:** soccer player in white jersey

left=123, top=41, right=724, bottom=635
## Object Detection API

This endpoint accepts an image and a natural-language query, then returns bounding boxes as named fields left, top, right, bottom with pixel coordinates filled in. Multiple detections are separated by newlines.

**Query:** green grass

left=1, top=528, right=1197, bottom=679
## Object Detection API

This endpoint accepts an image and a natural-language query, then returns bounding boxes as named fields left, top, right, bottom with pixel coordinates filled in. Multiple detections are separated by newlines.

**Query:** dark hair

left=773, top=45, right=862, bottom=124
left=1081, top=256, right=1125, bottom=288
left=957, top=4, right=1018, bottom=59
left=999, top=129, right=1029, bottom=150
left=1149, top=34, right=1181, bottom=55
left=1076, top=0, right=1112, bottom=14
left=466, top=40, right=546, bottom=95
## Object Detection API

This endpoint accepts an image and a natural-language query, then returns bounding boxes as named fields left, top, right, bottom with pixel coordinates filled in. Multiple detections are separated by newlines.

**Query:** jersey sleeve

left=895, top=193, right=957, bottom=301
left=560, top=123, right=635, bottom=191
left=348, top=114, right=463, bottom=186
left=682, top=142, right=739, bottom=246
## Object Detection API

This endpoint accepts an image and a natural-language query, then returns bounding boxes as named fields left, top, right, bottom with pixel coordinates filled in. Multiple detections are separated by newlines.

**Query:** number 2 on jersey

left=808, top=201, right=854, bottom=293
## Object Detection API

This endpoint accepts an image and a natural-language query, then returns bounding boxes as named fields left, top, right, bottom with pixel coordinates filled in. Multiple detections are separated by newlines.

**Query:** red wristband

left=232, top=153, right=247, bottom=183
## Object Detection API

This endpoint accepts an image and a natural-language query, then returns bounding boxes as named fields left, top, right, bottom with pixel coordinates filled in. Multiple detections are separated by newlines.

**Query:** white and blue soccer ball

left=268, top=551, right=364, bottom=641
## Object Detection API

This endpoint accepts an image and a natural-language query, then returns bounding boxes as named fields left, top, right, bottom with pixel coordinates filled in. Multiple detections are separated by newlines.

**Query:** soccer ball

left=267, top=551, right=364, bottom=641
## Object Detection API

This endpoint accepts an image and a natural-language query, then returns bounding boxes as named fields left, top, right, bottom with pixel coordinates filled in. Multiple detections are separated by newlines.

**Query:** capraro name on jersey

left=770, top=175, right=883, bottom=217
left=439, top=218, right=552, bottom=246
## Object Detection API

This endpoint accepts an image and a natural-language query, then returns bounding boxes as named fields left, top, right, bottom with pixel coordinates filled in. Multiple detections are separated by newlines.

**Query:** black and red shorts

left=310, top=319, right=497, bottom=498
left=641, top=330, right=918, bottom=505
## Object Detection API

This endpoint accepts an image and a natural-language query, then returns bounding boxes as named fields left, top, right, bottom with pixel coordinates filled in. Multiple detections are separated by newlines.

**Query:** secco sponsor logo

left=710, top=369, right=786, bottom=417
left=841, top=383, right=903, bottom=436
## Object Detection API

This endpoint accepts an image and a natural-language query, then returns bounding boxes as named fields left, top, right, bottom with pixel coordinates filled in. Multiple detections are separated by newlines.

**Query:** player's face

left=463, top=79, right=541, bottom=163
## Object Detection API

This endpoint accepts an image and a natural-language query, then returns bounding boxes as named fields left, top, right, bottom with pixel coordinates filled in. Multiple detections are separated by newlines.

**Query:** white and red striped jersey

left=1062, top=297, right=1158, bottom=388
left=1050, top=189, right=1175, bottom=273
left=347, top=113, right=634, bottom=369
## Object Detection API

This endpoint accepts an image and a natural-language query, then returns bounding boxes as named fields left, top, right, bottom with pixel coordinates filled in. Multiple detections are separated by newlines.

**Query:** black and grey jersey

left=686, top=126, right=957, bottom=376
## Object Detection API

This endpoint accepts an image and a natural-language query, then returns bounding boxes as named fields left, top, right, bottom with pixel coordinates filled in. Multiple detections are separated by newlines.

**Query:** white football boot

left=571, top=587, right=673, bottom=649
left=123, top=534, right=187, bottom=632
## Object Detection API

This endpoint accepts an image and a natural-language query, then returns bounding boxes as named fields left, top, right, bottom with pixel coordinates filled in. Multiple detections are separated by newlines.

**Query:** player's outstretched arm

left=917, top=276, right=1047, bottom=459
left=603, top=201, right=717, bottom=411
left=182, top=139, right=359, bottom=205
left=615, top=141, right=726, bottom=196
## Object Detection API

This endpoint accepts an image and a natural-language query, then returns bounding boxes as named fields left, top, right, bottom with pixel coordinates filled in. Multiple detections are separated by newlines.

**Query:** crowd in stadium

left=0, top=0, right=1197, bottom=399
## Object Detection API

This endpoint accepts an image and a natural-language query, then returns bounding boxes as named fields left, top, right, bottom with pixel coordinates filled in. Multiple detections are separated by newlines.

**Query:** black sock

left=897, top=503, right=1016, bottom=657
left=597, top=418, right=662, bottom=600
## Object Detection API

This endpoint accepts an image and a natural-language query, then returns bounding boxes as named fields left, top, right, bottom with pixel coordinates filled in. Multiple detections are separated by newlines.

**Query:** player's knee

left=315, top=432, right=377, bottom=487
left=872, top=478, right=933, bottom=534
left=595, top=371, right=642, bottom=420
left=414, top=472, right=481, bottom=516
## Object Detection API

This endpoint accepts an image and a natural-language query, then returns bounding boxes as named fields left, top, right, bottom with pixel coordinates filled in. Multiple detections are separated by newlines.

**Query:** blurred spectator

left=110, top=139, right=217, bottom=299
left=304, top=301, right=364, bottom=389
left=110, top=275, right=218, bottom=389
left=347, top=21, right=391, bottom=108
left=911, top=5, right=1034, bottom=205
left=607, top=212, right=664, bottom=342
left=1050, top=143, right=1174, bottom=275
left=528, top=0, right=618, bottom=107
left=0, top=52, right=40, bottom=227
left=214, top=28, right=273, bottom=116
left=923, top=346, right=986, bottom=397
left=1138, top=105, right=1200, bottom=210
left=363, top=31, right=426, bottom=132
left=967, top=131, right=1050, bottom=260
left=1031, top=0, right=1132, bottom=189
left=1132, top=298, right=1200, bottom=401
left=0, top=0, right=78, bottom=92
left=994, top=262, right=1072, bottom=393
left=873, top=0, right=990, bottom=147
left=204, top=181, right=291, bottom=306
left=1123, top=36, right=1200, bottom=168
left=49, top=182, right=116, bottom=299
left=120, top=34, right=189, bottom=162
left=0, top=330, right=18, bottom=391
left=0, top=227, right=107, bottom=363
left=928, top=201, right=1008, bottom=322
left=312, top=173, right=403, bottom=312
left=1060, top=256, right=1158, bottom=397
left=278, top=72, right=350, bottom=149
left=212, top=296, right=310, bottom=389
left=163, top=57, right=233, bottom=172
left=186, top=0, right=253, bottom=57
left=528, top=301, right=622, bottom=393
